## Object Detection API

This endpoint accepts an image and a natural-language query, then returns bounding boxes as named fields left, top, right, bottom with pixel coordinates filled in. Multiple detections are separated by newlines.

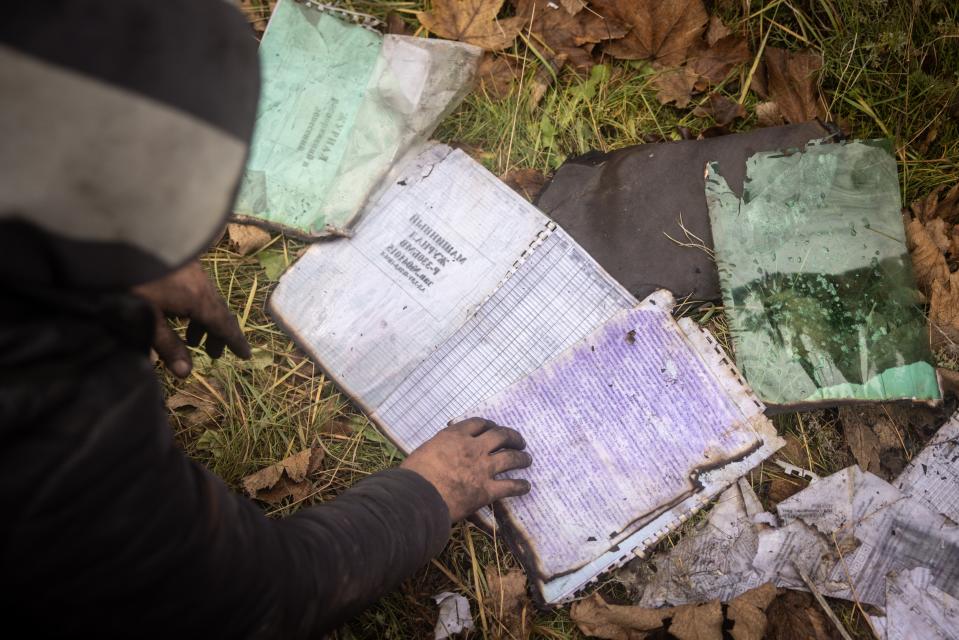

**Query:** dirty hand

left=401, top=418, right=532, bottom=522
left=133, top=260, right=252, bottom=378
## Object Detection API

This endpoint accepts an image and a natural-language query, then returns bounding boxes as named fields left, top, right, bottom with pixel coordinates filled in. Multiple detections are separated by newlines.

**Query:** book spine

left=471, top=221, right=556, bottom=314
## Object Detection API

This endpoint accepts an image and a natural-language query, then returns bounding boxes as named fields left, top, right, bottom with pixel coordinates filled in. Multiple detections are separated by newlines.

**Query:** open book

left=270, top=144, right=636, bottom=449
left=270, top=144, right=782, bottom=604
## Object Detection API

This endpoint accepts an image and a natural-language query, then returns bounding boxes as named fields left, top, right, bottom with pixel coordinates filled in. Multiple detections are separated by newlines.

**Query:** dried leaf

left=320, top=419, right=356, bottom=437
left=417, top=0, right=524, bottom=51
left=752, top=47, right=824, bottom=124
left=592, top=0, right=709, bottom=67
left=756, top=101, right=784, bottom=127
left=687, top=30, right=750, bottom=86
left=529, top=53, right=567, bottom=107
left=839, top=404, right=921, bottom=480
left=692, top=93, right=746, bottom=126
left=905, top=216, right=950, bottom=294
left=477, top=54, right=521, bottom=98
left=764, top=590, right=840, bottom=640
left=485, top=566, right=532, bottom=639
left=227, top=223, right=272, bottom=256
left=500, top=168, right=548, bottom=201
left=166, top=379, right=224, bottom=429
left=571, top=584, right=776, bottom=640
left=386, top=11, right=411, bottom=36
left=930, top=271, right=959, bottom=354
left=938, top=367, right=959, bottom=397
left=559, top=0, right=587, bottom=14
left=704, top=15, right=732, bottom=46
left=242, top=447, right=324, bottom=504
left=651, top=65, right=703, bottom=108
left=515, top=0, right=629, bottom=71
left=911, top=182, right=959, bottom=225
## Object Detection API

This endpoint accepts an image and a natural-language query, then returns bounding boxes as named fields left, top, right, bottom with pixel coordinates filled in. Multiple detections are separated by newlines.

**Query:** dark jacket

left=0, top=2, right=451, bottom=636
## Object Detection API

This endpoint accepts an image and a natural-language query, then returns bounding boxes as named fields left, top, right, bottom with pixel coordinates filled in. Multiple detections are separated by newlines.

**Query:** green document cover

left=234, top=0, right=480, bottom=237
left=706, top=140, right=940, bottom=409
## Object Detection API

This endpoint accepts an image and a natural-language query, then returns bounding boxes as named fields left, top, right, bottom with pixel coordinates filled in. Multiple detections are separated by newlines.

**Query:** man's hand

left=133, top=261, right=252, bottom=378
left=401, top=418, right=532, bottom=522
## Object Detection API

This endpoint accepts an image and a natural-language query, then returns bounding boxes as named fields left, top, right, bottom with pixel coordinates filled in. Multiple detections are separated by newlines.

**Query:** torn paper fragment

left=637, top=481, right=766, bottom=607
left=895, top=412, right=959, bottom=523
left=706, top=139, right=940, bottom=408
left=870, top=568, right=959, bottom=640
left=433, top=592, right=473, bottom=640
left=233, top=0, right=480, bottom=236
left=466, top=289, right=784, bottom=604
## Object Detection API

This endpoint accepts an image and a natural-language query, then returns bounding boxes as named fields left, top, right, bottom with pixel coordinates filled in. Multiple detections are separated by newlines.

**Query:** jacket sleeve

left=0, top=349, right=451, bottom=638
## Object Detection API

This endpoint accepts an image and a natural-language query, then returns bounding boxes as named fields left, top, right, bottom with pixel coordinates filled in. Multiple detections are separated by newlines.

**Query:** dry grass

left=164, top=0, right=959, bottom=637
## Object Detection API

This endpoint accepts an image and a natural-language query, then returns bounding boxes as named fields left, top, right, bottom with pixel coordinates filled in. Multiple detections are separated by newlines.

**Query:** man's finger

left=490, top=450, right=532, bottom=474
left=490, top=478, right=531, bottom=500
left=479, top=426, right=526, bottom=453
left=185, top=320, right=205, bottom=348
left=455, top=417, right=496, bottom=436
left=205, top=333, right=226, bottom=359
left=196, top=295, right=251, bottom=359
left=151, top=314, right=192, bottom=378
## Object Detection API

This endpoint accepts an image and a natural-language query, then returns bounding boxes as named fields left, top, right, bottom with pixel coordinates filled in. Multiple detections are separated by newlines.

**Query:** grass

left=167, top=0, right=959, bottom=637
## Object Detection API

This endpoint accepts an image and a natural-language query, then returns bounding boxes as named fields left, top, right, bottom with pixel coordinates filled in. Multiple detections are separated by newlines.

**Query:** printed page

left=895, top=412, right=959, bottom=522
left=372, top=225, right=637, bottom=449
left=270, top=145, right=549, bottom=409
left=463, top=290, right=783, bottom=603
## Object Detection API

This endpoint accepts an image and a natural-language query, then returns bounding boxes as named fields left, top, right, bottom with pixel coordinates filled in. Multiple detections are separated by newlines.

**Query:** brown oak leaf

left=651, top=65, right=705, bottom=108
left=687, top=29, right=751, bottom=86
left=227, top=223, right=272, bottom=256
left=756, top=101, right=785, bottom=127
left=514, top=0, right=629, bottom=71
left=571, top=583, right=777, bottom=640
left=704, top=15, right=732, bottom=46
left=751, top=47, right=825, bottom=124
left=500, top=168, right=548, bottom=201
left=477, top=54, right=521, bottom=98
left=242, top=447, right=324, bottom=504
left=591, top=0, right=709, bottom=67
left=693, top=93, right=747, bottom=125
left=417, top=0, right=525, bottom=51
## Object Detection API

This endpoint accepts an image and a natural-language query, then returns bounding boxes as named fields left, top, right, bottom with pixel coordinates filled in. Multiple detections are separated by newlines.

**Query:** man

left=0, top=1, right=532, bottom=636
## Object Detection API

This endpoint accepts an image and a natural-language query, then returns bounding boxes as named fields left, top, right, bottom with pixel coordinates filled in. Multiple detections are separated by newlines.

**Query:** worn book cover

left=233, top=0, right=480, bottom=237
left=706, top=139, right=940, bottom=410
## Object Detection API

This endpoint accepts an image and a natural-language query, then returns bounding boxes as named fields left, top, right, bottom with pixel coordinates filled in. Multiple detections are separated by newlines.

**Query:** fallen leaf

left=751, top=47, right=824, bottom=124
left=910, top=181, right=959, bottom=225
left=571, top=584, right=776, bottom=640
left=514, top=0, right=629, bottom=71
left=692, top=93, right=746, bottom=125
left=756, top=101, right=785, bottom=127
left=930, top=271, right=959, bottom=355
left=417, top=0, right=525, bottom=51
left=485, top=566, right=531, bottom=639
left=687, top=27, right=750, bottom=86
left=500, top=168, right=548, bottom=201
left=764, top=589, right=839, bottom=640
left=386, top=11, right=411, bottom=35
left=257, top=250, right=288, bottom=281
left=529, top=53, right=567, bottom=107
left=242, top=447, right=324, bottom=504
left=227, top=223, right=272, bottom=256
left=904, top=216, right=950, bottom=294
left=477, top=54, right=521, bottom=98
left=320, top=419, right=355, bottom=437
left=703, top=15, right=732, bottom=46
left=592, top=0, right=709, bottom=67
left=559, top=0, right=587, bottom=15
left=839, top=404, right=935, bottom=480
left=651, top=65, right=704, bottom=108
left=938, top=367, right=959, bottom=397
left=166, top=378, right=224, bottom=429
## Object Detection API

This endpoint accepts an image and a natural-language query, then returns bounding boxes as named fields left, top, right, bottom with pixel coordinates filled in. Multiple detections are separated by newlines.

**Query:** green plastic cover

left=706, top=140, right=940, bottom=408
left=233, top=0, right=480, bottom=237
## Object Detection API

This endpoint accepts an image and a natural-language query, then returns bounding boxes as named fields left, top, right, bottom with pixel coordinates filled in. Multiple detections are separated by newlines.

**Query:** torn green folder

left=233, top=0, right=480, bottom=237
left=706, top=140, right=940, bottom=409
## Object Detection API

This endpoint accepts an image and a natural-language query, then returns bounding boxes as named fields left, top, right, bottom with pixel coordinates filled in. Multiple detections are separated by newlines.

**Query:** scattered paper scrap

left=869, top=567, right=959, bottom=640
left=707, top=139, right=940, bottom=408
left=241, top=447, right=324, bottom=504
left=895, top=411, right=959, bottom=522
left=572, top=583, right=777, bottom=640
left=433, top=592, right=474, bottom=640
